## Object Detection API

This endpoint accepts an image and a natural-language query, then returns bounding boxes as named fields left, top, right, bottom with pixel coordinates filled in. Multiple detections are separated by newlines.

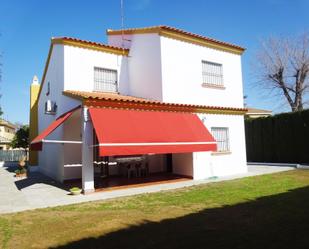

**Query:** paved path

left=0, top=164, right=295, bottom=214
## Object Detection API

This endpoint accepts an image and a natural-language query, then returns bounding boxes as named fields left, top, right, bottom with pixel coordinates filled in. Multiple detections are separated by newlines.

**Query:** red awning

left=89, top=108, right=217, bottom=156
left=31, top=106, right=81, bottom=151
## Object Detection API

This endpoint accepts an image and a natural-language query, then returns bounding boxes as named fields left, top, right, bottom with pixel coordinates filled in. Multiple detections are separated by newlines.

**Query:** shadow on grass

left=50, top=185, right=309, bottom=249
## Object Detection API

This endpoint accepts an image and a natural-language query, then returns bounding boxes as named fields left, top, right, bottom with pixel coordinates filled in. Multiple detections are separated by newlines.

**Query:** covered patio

left=30, top=91, right=230, bottom=194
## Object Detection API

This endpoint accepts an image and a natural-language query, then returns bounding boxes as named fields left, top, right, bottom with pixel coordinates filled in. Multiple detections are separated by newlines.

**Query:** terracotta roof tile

left=107, top=25, right=245, bottom=52
left=52, top=37, right=129, bottom=54
left=63, top=90, right=157, bottom=103
left=246, top=107, right=272, bottom=114
left=63, top=90, right=247, bottom=114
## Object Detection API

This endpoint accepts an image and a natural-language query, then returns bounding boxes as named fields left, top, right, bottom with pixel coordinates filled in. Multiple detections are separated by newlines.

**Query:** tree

left=11, top=125, right=29, bottom=149
left=255, top=33, right=309, bottom=112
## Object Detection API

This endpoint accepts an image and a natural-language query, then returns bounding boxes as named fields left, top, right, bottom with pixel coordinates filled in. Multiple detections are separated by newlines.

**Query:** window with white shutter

left=211, top=127, right=230, bottom=152
left=202, top=61, right=224, bottom=87
left=94, top=67, right=118, bottom=92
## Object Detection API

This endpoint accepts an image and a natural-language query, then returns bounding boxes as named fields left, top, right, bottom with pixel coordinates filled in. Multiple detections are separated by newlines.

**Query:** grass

left=0, top=217, right=12, bottom=249
left=1, top=170, right=309, bottom=248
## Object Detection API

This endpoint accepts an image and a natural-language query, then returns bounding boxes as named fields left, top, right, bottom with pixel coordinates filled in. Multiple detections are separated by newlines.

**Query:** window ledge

left=211, top=151, right=232, bottom=156
left=45, top=111, right=56, bottom=115
left=202, top=83, right=226, bottom=90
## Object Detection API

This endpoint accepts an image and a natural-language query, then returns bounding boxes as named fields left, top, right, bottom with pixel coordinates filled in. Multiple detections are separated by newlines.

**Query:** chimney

left=29, top=75, right=40, bottom=166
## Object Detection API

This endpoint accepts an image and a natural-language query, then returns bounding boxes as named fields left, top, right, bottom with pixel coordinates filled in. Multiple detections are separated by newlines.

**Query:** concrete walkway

left=0, top=164, right=295, bottom=214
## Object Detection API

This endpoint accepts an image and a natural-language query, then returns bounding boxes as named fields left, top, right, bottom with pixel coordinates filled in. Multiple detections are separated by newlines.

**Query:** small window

left=94, top=67, right=118, bottom=92
left=211, top=127, right=230, bottom=152
left=202, top=61, right=224, bottom=87
left=45, top=100, right=57, bottom=115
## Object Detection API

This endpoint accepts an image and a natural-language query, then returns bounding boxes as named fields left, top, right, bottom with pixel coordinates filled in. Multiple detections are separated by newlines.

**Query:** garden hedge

left=245, top=109, right=309, bottom=164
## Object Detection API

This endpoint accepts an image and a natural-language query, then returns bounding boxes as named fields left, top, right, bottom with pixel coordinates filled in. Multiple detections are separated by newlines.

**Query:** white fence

left=0, top=150, right=28, bottom=162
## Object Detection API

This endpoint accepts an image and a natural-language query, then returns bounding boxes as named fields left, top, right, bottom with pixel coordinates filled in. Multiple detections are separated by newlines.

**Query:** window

left=45, top=100, right=57, bottom=115
left=94, top=67, right=118, bottom=92
left=211, top=127, right=230, bottom=152
left=202, top=60, right=224, bottom=87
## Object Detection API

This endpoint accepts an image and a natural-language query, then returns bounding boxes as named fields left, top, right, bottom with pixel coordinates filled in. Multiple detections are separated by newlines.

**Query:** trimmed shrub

left=245, top=109, right=309, bottom=164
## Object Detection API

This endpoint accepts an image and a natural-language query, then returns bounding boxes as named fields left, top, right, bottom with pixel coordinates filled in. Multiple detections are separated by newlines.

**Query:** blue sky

left=1, top=0, right=309, bottom=124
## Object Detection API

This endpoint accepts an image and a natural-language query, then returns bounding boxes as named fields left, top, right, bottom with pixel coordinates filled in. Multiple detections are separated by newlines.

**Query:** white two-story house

left=30, top=25, right=247, bottom=194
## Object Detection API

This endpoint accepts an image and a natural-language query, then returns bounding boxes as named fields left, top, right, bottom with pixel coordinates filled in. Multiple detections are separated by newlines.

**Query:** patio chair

left=135, top=162, right=142, bottom=177
left=140, top=161, right=149, bottom=177
left=127, top=163, right=136, bottom=179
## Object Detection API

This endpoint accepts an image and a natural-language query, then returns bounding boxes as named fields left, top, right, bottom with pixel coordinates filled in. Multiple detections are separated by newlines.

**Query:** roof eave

left=52, top=38, right=129, bottom=56
left=106, top=26, right=245, bottom=55
left=63, top=91, right=247, bottom=115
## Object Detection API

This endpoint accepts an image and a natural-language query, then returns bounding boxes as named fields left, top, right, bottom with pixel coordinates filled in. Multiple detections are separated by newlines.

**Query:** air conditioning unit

left=45, top=100, right=57, bottom=114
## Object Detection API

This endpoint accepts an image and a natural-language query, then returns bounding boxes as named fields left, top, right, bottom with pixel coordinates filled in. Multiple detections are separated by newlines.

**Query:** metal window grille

left=94, top=67, right=118, bottom=92
left=211, top=127, right=230, bottom=152
left=202, top=61, right=224, bottom=86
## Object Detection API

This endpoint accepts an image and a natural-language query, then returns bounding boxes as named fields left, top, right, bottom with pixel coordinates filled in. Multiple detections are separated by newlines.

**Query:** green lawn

left=1, top=170, right=309, bottom=249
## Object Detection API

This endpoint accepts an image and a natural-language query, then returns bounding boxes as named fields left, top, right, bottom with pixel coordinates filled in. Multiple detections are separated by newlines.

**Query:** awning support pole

left=81, top=107, right=95, bottom=194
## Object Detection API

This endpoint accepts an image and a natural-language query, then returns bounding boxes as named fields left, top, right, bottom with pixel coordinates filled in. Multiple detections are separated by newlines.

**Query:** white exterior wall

left=108, top=33, right=245, bottom=108
left=192, top=114, right=247, bottom=180
left=108, top=34, right=132, bottom=49
left=38, top=44, right=128, bottom=182
left=38, top=45, right=65, bottom=182
left=63, top=45, right=129, bottom=95
left=38, top=44, right=81, bottom=182
left=0, top=126, right=15, bottom=141
left=157, top=36, right=247, bottom=179
left=109, top=34, right=163, bottom=100
left=160, top=36, right=244, bottom=108
left=63, top=111, right=82, bottom=180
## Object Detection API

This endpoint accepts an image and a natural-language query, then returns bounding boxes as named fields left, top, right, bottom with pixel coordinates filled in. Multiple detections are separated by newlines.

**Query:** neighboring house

left=0, top=119, right=16, bottom=150
left=30, top=25, right=248, bottom=193
left=246, top=107, right=272, bottom=118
